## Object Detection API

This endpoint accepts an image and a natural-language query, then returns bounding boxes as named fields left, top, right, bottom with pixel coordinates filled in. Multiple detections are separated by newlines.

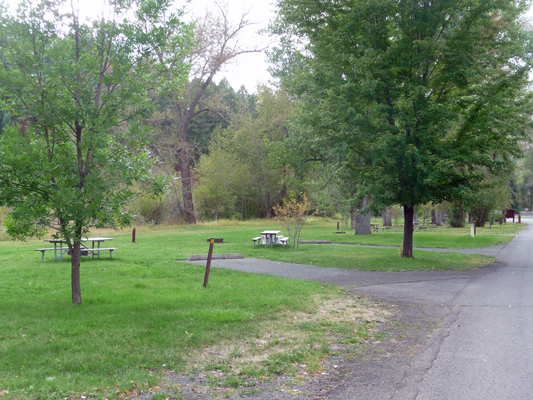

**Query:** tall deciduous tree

left=151, top=79, right=253, bottom=223
left=0, top=0, right=192, bottom=304
left=155, top=3, right=263, bottom=224
left=272, top=0, right=533, bottom=257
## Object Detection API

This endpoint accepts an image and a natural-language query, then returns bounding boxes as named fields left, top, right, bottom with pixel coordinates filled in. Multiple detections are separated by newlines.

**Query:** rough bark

left=354, top=196, right=372, bottom=235
left=436, top=207, right=443, bottom=226
left=402, top=205, right=414, bottom=258
left=382, top=207, right=392, bottom=226
left=431, top=209, right=437, bottom=224
left=176, top=125, right=196, bottom=224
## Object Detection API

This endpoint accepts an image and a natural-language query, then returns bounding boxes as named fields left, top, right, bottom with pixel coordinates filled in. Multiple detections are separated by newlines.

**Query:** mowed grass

left=255, top=245, right=492, bottom=271
left=0, top=218, right=515, bottom=398
left=364, top=216, right=525, bottom=235
left=316, top=230, right=514, bottom=249
left=0, top=223, right=381, bottom=400
left=1, top=236, right=354, bottom=399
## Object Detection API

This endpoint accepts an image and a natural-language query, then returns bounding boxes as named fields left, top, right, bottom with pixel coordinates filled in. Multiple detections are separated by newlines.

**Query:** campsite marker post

left=203, top=238, right=223, bottom=288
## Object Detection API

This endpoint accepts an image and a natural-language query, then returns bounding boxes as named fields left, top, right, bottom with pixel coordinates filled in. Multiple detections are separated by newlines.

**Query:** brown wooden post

left=204, top=239, right=215, bottom=288
left=474, top=222, right=476, bottom=235
left=337, top=222, right=340, bottom=231
left=132, top=228, right=136, bottom=243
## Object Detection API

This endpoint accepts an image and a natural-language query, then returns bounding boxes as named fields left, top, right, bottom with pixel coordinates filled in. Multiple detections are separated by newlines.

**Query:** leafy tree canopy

left=271, top=0, right=533, bottom=256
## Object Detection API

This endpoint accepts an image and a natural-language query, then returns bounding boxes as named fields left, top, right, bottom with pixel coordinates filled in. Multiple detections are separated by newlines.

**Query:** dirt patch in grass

left=189, top=295, right=389, bottom=368
left=129, top=300, right=448, bottom=400
left=129, top=292, right=391, bottom=399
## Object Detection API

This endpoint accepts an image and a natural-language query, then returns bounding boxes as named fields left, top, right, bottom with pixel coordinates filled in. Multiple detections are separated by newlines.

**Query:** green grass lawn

left=1, top=235, right=374, bottom=399
left=319, top=230, right=514, bottom=249
left=0, top=218, right=516, bottom=398
left=366, top=217, right=525, bottom=235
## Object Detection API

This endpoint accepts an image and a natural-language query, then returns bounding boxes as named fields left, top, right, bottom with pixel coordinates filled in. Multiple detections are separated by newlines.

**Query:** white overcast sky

left=3, top=0, right=533, bottom=92
left=186, top=0, right=276, bottom=92
left=2, top=0, right=277, bottom=92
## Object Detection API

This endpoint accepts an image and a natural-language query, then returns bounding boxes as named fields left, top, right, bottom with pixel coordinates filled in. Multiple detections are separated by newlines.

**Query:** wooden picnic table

left=36, top=237, right=116, bottom=261
left=260, top=230, right=281, bottom=248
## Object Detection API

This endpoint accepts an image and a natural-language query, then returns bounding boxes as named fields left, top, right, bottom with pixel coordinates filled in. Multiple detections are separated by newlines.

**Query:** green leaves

left=0, top=0, right=191, bottom=243
left=273, top=0, right=533, bottom=205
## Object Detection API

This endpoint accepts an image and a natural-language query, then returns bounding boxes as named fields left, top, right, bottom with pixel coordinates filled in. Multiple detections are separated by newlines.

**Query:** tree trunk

left=382, top=207, right=392, bottom=226
left=70, top=241, right=82, bottom=304
left=176, top=125, right=196, bottom=224
left=436, top=207, right=443, bottom=226
left=355, top=195, right=372, bottom=235
left=402, top=205, right=414, bottom=258
left=431, top=209, right=437, bottom=224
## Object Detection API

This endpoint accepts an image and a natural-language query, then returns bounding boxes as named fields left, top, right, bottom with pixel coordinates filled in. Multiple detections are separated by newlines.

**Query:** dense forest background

left=132, top=79, right=533, bottom=226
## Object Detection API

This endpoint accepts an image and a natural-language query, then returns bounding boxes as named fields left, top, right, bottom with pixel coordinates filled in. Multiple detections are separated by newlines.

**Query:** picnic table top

left=260, top=230, right=281, bottom=235
left=43, top=237, right=114, bottom=243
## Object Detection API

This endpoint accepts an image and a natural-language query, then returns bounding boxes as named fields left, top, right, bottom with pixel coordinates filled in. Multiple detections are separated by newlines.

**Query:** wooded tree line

left=143, top=0, right=533, bottom=251
left=1, top=0, right=533, bottom=303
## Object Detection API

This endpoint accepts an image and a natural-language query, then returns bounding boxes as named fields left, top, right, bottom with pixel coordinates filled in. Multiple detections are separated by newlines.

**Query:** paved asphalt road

left=187, top=221, right=533, bottom=399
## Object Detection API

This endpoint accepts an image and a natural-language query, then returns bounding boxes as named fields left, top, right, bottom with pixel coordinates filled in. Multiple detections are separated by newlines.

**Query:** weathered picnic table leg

left=54, top=242, right=61, bottom=262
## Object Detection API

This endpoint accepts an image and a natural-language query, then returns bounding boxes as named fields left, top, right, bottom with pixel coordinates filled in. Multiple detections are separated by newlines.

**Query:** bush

left=273, top=195, right=313, bottom=251
left=131, top=195, right=168, bottom=225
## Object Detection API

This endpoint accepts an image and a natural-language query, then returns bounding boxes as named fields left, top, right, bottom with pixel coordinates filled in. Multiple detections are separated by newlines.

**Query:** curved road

left=189, top=220, right=533, bottom=399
